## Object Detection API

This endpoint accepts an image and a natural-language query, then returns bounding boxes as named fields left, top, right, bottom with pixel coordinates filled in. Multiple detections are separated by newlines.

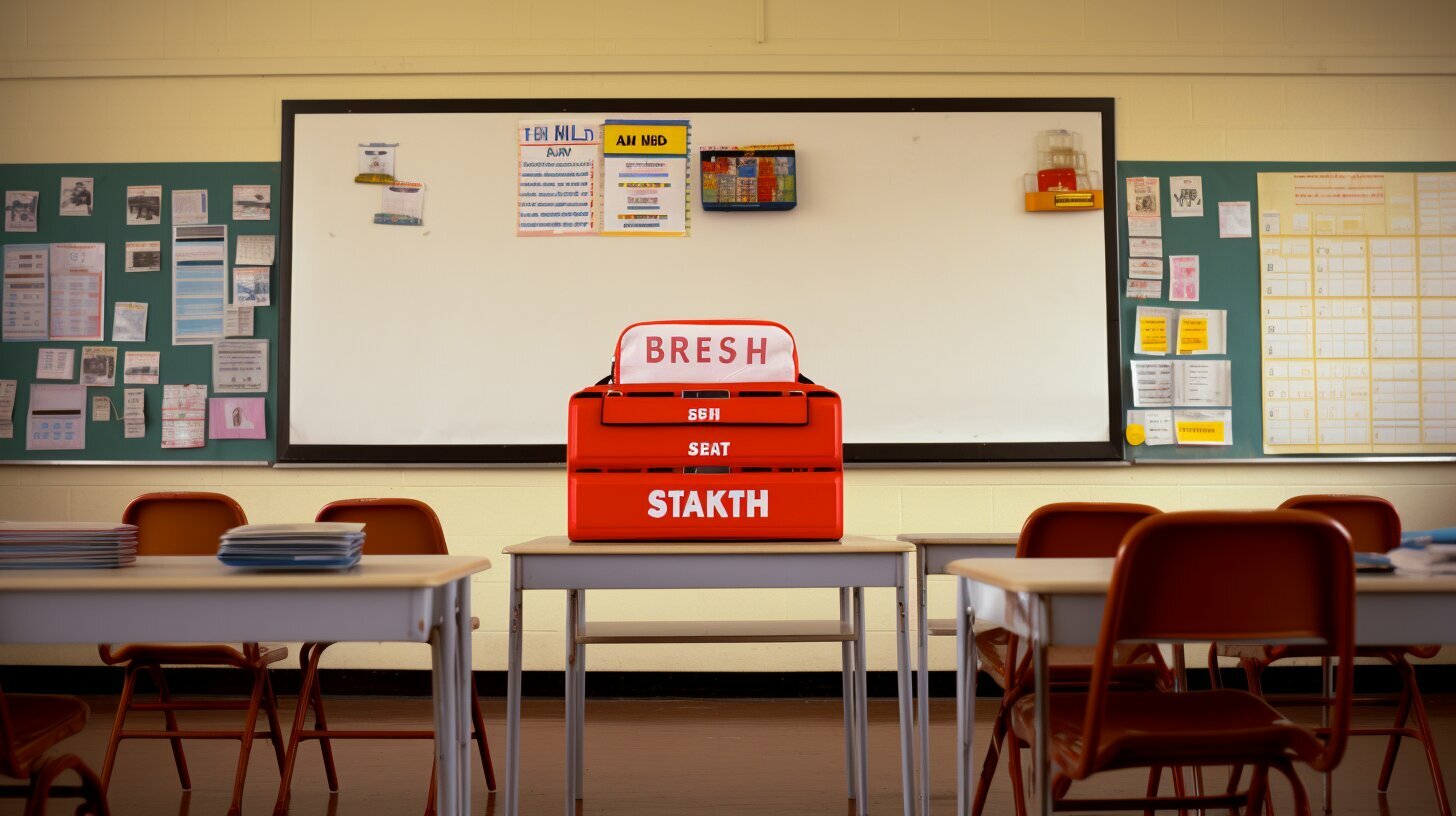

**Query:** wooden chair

left=971, top=502, right=1171, bottom=816
left=99, top=492, right=287, bottom=816
left=1009, top=509, right=1356, bottom=814
left=273, top=498, right=495, bottom=816
left=0, top=688, right=110, bottom=815
left=1210, top=494, right=1450, bottom=815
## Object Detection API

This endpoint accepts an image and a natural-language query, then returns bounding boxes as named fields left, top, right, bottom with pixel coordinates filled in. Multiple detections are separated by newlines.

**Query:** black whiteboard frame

left=277, top=97, right=1123, bottom=465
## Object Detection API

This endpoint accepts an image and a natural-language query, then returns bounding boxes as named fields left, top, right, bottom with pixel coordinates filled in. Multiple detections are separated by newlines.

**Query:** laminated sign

left=568, top=320, right=842, bottom=541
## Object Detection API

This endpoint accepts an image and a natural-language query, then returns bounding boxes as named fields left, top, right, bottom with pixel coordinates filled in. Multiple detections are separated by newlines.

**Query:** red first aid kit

left=568, top=320, right=843, bottom=541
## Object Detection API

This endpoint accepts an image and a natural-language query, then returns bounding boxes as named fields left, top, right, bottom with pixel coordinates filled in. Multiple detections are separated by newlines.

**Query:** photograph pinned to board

left=602, top=119, right=691, bottom=237
left=125, top=241, right=161, bottom=272
left=123, top=350, right=160, bottom=385
left=356, top=143, right=398, bottom=184
left=172, top=189, right=208, bottom=225
left=232, top=267, right=270, bottom=305
left=1125, top=177, right=1160, bottom=217
left=374, top=182, right=424, bottom=226
left=2, top=244, right=48, bottom=341
left=49, top=243, right=106, bottom=341
left=79, top=346, right=117, bottom=387
left=232, top=185, right=271, bottom=220
left=209, top=397, right=266, bottom=440
left=126, top=185, right=162, bottom=225
left=123, top=387, right=144, bottom=438
left=59, top=178, right=94, bottom=216
left=4, top=191, right=38, bottom=233
left=36, top=348, right=75, bottom=380
left=26, top=383, right=85, bottom=451
left=517, top=119, right=600, bottom=236
left=1169, top=176, right=1204, bottom=218
left=112, top=302, right=148, bottom=342
left=161, top=384, right=206, bottom=449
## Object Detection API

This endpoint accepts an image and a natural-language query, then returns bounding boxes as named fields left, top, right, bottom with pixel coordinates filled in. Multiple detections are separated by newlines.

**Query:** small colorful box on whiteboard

left=567, top=320, right=842, bottom=541
left=700, top=146, right=797, bottom=211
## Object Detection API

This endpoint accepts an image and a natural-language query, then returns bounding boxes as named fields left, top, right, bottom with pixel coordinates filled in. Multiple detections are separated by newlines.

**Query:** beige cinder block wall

left=2, top=0, right=1454, bottom=671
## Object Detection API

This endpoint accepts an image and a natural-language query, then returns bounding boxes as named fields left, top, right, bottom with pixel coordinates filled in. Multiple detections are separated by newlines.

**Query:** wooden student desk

left=502, top=536, right=918, bottom=816
left=945, top=557, right=1456, bottom=816
left=897, top=532, right=1018, bottom=816
left=0, top=554, right=491, bottom=816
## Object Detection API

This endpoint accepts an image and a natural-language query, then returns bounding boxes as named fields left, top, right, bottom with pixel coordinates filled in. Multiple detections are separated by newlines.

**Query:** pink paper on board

left=208, top=397, right=266, bottom=439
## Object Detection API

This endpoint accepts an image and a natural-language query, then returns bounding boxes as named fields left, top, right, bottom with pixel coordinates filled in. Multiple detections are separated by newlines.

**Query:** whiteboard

left=280, top=99, right=1121, bottom=463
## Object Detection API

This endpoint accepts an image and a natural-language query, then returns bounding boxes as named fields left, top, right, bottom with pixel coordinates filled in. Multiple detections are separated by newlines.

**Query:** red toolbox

left=567, top=320, right=843, bottom=541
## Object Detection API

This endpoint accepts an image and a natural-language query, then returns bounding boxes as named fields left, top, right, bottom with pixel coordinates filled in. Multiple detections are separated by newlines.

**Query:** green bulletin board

left=0, top=163, right=278, bottom=462
left=1117, top=160, right=1456, bottom=461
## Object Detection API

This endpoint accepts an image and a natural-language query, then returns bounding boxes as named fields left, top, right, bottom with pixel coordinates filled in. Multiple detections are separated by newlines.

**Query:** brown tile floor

left=5, top=694, right=1451, bottom=815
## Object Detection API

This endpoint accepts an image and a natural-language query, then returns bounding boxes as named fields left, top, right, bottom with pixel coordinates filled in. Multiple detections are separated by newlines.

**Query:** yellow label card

left=1176, top=316, right=1208, bottom=354
left=1139, top=316, right=1168, bottom=353
left=1175, top=421, right=1224, bottom=443
left=603, top=122, right=688, bottom=156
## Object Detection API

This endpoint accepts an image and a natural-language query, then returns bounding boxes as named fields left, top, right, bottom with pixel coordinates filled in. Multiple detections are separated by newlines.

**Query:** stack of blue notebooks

left=0, top=522, right=138, bottom=569
left=1390, top=527, right=1456, bottom=575
left=218, top=522, right=365, bottom=570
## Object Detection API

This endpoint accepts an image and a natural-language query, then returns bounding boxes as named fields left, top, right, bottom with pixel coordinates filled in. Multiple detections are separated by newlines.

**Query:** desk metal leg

left=455, top=577, right=474, bottom=811
left=576, top=591, right=587, bottom=798
left=1032, top=593, right=1052, bottom=816
left=841, top=587, right=858, bottom=802
left=432, top=580, right=463, bottom=815
left=955, top=577, right=975, bottom=816
left=505, top=559, right=524, bottom=816
left=896, top=555, right=916, bottom=816
left=854, top=587, right=870, bottom=816
left=564, top=589, right=580, bottom=814
left=916, top=545, right=930, bottom=816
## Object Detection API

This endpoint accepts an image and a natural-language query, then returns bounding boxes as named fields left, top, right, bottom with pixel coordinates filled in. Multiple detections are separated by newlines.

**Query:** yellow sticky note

left=1125, top=423, right=1146, bottom=446
left=1175, top=420, right=1224, bottom=444
left=1138, top=317, right=1168, bottom=353
left=1177, top=316, right=1208, bottom=355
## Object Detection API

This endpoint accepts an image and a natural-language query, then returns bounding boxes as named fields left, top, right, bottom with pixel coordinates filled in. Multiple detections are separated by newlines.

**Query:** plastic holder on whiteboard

left=699, top=147, right=797, bottom=211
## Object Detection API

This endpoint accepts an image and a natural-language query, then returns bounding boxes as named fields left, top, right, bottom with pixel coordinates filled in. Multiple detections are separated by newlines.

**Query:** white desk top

left=0, top=554, right=492, bottom=592
left=506, top=535, right=913, bottom=556
left=946, top=557, right=1456, bottom=595
left=898, top=533, right=1019, bottom=546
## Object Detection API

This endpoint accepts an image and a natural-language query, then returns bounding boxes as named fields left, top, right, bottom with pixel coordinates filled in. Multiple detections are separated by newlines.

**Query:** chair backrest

left=121, top=492, right=247, bottom=556
left=1279, top=494, right=1400, bottom=554
left=1016, top=502, right=1161, bottom=558
left=0, top=688, right=18, bottom=777
left=315, top=498, right=448, bottom=555
left=1079, top=510, right=1355, bottom=776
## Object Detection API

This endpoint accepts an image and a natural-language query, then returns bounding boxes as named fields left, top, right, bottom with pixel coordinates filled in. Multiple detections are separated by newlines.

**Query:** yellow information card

left=603, top=122, right=689, bottom=156
left=1138, top=316, right=1168, bottom=353
left=1175, top=420, right=1225, bottom=444
left=1176, top=316, right=1208, bottom=355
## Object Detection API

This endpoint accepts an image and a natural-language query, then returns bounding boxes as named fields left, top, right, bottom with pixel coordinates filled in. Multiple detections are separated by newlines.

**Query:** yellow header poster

left=602, top=119, right=690, bottom=237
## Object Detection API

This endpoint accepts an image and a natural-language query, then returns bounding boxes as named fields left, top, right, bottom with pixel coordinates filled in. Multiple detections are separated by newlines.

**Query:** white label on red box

left=647, top=488, right=769, bottom=518
left=616, top=322, right=797, bottom=384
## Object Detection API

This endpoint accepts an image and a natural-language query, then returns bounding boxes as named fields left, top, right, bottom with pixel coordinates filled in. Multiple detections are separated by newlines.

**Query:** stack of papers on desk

left=1390, top=527, right=1456, bottom=575
left=0, top=522, right=138, bottom=569
left=218, top=522, right=365, bottom=570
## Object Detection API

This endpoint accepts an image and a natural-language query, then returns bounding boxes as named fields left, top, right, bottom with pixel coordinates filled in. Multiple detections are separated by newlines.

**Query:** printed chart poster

left=3, top=244, right=48, bottom=341
left=172, top=225, right=227, bottom=345
left=48, top=243, right=106, bottom=341
left=517, top=119, right=600, bottom=236
left=602, top=119, right=690, bottom=237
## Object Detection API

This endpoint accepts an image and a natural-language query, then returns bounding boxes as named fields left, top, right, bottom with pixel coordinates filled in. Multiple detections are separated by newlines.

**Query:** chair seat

left=1011, top=689, right=1325, bottom=777
left=0, top=694, right=89, bottom=777
left=103, top=642, right=288, bottom=668
left=975, top=628, right=1165, bottom=691
left=1218, top=642, right=1439, bottom=662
